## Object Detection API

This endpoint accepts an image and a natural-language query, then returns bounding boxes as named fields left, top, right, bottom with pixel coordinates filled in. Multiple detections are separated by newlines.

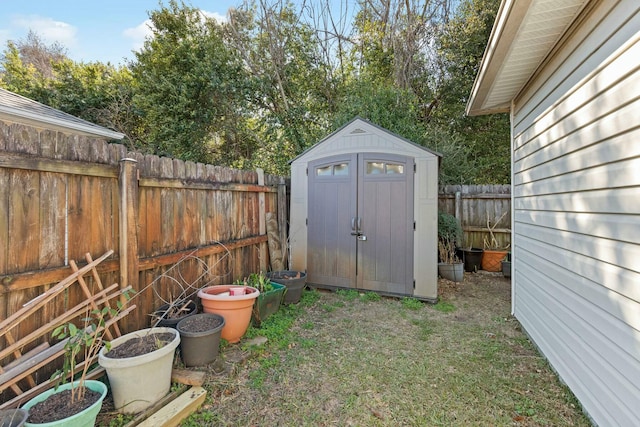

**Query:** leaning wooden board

left=137, top=386, right=207, bottom=427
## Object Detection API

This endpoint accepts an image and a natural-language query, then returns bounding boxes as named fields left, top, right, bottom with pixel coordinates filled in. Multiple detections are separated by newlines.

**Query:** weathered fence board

left=0, top=120, right=287, bottom=402
left=439, top=185, right=511, bottom=250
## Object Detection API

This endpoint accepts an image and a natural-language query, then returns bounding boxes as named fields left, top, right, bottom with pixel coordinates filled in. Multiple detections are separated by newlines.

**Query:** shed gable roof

left=466, top=0, right=588, bottom=116
left=292, top=117, right=441, bottom=164
left=0, top=88, right=124, bottom=139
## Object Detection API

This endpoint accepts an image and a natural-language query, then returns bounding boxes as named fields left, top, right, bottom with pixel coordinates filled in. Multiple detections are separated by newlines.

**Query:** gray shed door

left=307, top=153, right=414, bottom=295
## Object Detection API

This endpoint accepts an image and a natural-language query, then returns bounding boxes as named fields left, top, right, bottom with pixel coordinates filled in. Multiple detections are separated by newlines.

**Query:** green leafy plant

left=438, top=211, right=463, bottom=264
left=51, top=291, right=131, bottom=403
left=236, top=272, right=273, bottom=293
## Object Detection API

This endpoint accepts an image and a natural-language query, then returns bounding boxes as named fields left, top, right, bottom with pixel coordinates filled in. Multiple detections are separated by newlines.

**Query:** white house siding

left=511, top=1, right=640, bottom=425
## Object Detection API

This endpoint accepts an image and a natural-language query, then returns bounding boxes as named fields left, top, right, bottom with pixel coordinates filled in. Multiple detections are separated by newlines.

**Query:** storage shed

left=467, top=1, right=640, bottom=425
left=289, top=117, right=441, bottom=301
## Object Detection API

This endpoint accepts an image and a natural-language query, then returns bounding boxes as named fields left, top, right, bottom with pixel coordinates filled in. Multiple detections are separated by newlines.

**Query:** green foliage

left=336, top=289, right=359, bottom=301
left=235, top=271, right=273, bottom=292
left=401, top=297, right=423, bottom=310
left=131, top=0, right=245, bottom=163
left=438, top=211, right=462, bottom=263
left=361, top=292, right=381, bottom=302
left=50, top=290, right=132, bottom=403
left=1, top=0, right=510, bottom=184
left=433, top=300, right=456, bottom=313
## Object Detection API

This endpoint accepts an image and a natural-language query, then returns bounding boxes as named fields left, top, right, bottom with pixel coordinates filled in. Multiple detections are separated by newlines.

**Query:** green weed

left=401, top=297, right=423, bottom=310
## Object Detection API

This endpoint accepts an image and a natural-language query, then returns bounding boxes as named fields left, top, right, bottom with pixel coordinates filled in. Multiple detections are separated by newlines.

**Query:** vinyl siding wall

left=511, top=1, right=640, bottom=426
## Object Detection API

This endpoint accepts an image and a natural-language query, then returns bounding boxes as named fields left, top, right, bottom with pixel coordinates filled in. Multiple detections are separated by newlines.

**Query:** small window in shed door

left=316, top=163, right=349, bottom=176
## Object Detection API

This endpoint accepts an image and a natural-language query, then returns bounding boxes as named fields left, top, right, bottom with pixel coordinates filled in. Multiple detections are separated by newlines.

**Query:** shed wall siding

left=511, top=1, right=640, bottom=425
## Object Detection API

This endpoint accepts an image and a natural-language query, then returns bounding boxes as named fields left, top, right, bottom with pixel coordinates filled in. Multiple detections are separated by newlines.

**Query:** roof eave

left=0, top=105, right=125, bottom=140
left=466, top=0, right=528, bottom=116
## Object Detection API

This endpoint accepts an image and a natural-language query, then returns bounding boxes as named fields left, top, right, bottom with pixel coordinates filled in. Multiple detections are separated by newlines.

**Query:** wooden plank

left=171, top=369, right=206, bottom=386
left=0, top=152, right=118, bottom=178
left=139, top=177, right=277, bottom=193
left=137, top=386, right=206, bottom=427
left=257, top=169, right=267, bottom=272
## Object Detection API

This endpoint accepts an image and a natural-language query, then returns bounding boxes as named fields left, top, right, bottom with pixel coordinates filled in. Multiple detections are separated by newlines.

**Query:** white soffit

left=467, top=0, right=586, bottom=115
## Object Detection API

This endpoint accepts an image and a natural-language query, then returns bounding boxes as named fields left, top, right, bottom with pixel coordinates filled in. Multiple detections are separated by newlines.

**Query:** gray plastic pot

left=176, top=313, right=225, bottom=367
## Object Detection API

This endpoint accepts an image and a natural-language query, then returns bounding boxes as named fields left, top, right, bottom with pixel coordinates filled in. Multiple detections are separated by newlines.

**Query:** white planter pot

left=98, top=327, right=179, bottom=414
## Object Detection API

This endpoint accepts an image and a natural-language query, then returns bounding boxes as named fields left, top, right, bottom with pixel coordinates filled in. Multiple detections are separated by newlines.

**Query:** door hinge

left=413, top=221, right=416, bottom=230
left=306, top=218, right=308, bottom=225
left=306, top=167, right=308, bottom=176
left=413, top=164, right=416, bottom=173
left=413, top=280, right=416, bottom=289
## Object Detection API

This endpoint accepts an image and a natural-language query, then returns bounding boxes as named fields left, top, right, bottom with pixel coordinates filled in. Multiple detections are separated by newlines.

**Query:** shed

left=467, top=1, right=640, bottom=425
left=290, top=117, right=441, bottom=301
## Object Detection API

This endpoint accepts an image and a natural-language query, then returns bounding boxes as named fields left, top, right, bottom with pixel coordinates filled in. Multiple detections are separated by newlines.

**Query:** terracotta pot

left=177, top=313, right=225, bottom=367
left=482, top=250, right=508, bottom=272
left=198, top=285, right=260, bottom=343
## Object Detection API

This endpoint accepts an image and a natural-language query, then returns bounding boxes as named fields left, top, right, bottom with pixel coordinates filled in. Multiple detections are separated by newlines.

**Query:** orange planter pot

left=198, top=285, right=260, bottom=343
left=482, top=250, right=508, bottom=272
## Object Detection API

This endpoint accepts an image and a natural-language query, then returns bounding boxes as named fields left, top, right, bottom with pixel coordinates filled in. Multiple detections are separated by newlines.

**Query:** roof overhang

left=0, top=106, right=125, bottom=140
left=466, top=0, right=588, bottom=116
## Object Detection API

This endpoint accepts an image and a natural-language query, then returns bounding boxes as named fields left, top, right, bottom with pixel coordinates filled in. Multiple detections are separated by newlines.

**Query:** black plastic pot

left=461, top=248, right=484, bottom=272
left=151, top=299, right=197, bottom=328
left=177, top=313, right=225, bottom=367
left=266, top=271, right=307, bottom=304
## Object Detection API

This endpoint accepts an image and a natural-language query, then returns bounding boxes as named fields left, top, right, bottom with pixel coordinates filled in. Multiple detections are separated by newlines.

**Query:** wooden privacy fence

left=438, top=185, right=511, bottom=250
left=0, top=121, right=287, bottom=398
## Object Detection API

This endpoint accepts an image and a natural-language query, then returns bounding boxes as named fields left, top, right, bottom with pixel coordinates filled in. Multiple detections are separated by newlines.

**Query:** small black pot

left=151, top=300, right=197, bottom=328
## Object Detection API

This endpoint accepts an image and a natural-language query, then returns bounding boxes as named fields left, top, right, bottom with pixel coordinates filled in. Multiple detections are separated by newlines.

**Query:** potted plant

left=265, top=270, right=307, bottom=304
left=150, top=298, right=197, bottom=328
left=21, top=305, right=113, bottom=426
left=176, top=313, right=225, bottom=367
left=198, top=284, right=260, bottom=343
left=482, top=212, right=510, bottom=272
left=98, top=327, right=180, bottom=414
left=236, top=272, right=286, bottom=326
left=437, top=212, right=464, bottom=282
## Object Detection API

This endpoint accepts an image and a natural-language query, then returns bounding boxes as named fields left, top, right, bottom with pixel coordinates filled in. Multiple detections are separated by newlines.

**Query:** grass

left=103, top=275, right=591, bottom=426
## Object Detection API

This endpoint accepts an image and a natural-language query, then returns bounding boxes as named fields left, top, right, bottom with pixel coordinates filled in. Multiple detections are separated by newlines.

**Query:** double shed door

left=307, top=153, right=414, bottom=295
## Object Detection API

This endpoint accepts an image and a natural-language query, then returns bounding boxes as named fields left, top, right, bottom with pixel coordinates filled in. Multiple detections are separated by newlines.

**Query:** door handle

left=351, top=217, right=356, bottom=231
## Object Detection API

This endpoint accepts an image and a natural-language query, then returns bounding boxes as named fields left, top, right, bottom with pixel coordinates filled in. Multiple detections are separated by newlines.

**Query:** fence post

left=257, top=168, right=267, bottom=272
left=119, top=158, right=139, bottom=303
left=277, top=177, right=288, bottom=268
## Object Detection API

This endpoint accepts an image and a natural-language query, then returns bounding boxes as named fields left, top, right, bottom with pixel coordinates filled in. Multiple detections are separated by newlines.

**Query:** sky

left=0, top=0, right=242, bottom=65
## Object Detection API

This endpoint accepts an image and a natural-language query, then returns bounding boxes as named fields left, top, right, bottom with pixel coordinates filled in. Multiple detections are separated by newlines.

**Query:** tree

left=433, top=0, right=510, bottom=183
left=130, top=0, right=245, bottom=163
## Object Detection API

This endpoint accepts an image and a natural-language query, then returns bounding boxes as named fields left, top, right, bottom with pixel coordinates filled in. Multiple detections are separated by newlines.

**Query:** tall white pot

left=98, top=327, right=179, bottom=414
